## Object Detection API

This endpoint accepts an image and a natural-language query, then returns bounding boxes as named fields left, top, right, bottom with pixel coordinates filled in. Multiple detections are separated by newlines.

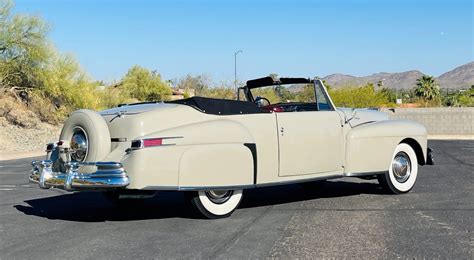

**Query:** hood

left=337, top=108, right=389, bottom=127
left=99, top=102, right=180, bottom=116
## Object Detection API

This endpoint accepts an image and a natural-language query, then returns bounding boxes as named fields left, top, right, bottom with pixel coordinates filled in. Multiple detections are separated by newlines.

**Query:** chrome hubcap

left=392, top=152, right=411, bottom=183
left=205, top=190, right=233, bottom=204
left=70, top=127, right=88, bottom=162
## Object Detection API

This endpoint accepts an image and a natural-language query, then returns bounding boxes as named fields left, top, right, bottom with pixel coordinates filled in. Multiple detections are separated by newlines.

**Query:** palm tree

left=414, top=75, right=440, bottom=106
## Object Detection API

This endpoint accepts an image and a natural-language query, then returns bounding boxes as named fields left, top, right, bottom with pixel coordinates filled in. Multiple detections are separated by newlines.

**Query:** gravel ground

left=0, top=117, right=61, bottom=153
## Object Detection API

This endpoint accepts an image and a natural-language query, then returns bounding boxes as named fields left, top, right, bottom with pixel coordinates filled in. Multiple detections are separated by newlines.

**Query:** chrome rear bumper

left=29, top=160, right=130, bottom=191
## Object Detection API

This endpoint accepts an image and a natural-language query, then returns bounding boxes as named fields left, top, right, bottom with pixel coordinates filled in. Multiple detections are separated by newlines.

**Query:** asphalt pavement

left=0, top=140, right=472, bottom=259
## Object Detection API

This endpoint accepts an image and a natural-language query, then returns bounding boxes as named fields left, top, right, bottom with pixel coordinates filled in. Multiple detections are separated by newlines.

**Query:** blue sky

left=16, top=0, right=473, bottom=84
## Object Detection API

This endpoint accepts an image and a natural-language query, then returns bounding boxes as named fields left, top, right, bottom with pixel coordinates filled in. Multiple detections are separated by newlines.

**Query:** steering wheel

left=254, top=96, right=271, bottom=107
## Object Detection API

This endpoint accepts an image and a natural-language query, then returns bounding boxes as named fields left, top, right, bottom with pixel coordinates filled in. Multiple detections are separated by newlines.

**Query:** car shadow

left=14, top=180, right=386, bottom=222
left=240, top=180, right=385, bottom=209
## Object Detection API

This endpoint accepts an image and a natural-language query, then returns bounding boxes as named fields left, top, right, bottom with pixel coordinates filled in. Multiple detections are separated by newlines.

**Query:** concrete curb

left=428, top=135, right=474, bottom=140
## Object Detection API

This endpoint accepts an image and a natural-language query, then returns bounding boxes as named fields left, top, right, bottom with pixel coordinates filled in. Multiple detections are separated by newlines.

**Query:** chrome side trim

left=30, top=160, right=129, bottom=191
left=179, top=185, right=255, bottom=191
left=254, top=174, right=342, bottom=188
left=343, top=171, right=387, bottom=177
left=143, top=174, right=344, bottom=191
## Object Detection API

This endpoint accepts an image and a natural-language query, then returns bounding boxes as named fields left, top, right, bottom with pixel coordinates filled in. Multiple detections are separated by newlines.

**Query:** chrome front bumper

left=29, top=160, right=130, bottom=191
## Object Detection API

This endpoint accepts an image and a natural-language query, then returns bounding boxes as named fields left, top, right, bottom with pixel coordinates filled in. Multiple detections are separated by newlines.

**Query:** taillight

left=131, top=138, right=163, bottom=150
left=130, top=136, right=182, bottom=150
left=143, top=138, right=163, bottom=147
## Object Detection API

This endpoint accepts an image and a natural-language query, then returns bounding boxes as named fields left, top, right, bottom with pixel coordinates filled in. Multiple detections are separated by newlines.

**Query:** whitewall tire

left=190, top=189, right=243, bottom=219
left=60, top=109, right=111, bottom=162
left=378, top=143, right=418, bottom=194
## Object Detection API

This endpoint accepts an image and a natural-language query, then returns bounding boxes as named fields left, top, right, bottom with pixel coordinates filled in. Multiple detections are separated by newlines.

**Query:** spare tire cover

left=60, top=109, right=111, bottom=162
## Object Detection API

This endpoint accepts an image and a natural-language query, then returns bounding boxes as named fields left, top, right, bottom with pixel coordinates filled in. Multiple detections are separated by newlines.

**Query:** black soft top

left=168, top=96, right=270, bottom=115
left=246, top=76, right=311, bottom=89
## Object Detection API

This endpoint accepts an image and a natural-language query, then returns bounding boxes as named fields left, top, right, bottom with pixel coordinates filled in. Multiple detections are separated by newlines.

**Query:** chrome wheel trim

left=70, top=127, right=88, bottom=162
left=204, top=190, right=234, bottom=204
left=392, top=152, right=411, bottom=183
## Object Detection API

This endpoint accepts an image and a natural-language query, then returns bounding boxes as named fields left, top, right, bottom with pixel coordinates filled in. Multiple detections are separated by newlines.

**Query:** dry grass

left=27, top=91, right=64, bottom=124
left=0, top=92, right=41, bottom=128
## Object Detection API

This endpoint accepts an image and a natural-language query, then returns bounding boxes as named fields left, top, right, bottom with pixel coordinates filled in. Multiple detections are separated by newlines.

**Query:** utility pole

left=234, top=50, right=242, bottom=97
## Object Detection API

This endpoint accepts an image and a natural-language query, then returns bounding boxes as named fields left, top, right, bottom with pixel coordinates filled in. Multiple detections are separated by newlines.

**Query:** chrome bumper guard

left=29, top=160, right=130, bottom=191
left=426, top=147, right=434, bottom=165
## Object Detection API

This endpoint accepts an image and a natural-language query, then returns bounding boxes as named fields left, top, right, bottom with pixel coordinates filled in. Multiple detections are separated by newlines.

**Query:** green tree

left=0, top=0, right=104, bottom=123
left=413, top=75, right=440, bottom=106
left=121, top=65, right=172, bottom=101
left=176, top=74, right=211, bottom=96
left=0, top=0, right=50, bottom=91
left=37, top=53, right=100, bottom=114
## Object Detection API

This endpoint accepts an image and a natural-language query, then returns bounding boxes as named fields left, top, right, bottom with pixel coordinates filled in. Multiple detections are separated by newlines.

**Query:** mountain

left=322, top=62, right=474, bottom=90
left=437, top=61, right=474, bottom=89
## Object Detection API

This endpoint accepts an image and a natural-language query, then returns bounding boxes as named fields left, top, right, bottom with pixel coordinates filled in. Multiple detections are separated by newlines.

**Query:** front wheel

left=378, top=143, right=418, bottom=194
left=189, top=189, right=243, bottom=219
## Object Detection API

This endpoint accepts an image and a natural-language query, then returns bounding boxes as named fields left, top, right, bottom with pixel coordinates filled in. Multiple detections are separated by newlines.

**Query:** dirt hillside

left=0, top=94, right=62, bottom=155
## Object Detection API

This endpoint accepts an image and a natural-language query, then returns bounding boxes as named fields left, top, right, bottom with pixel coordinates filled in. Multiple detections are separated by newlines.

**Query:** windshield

left=250, top=83, right=316, bottom=104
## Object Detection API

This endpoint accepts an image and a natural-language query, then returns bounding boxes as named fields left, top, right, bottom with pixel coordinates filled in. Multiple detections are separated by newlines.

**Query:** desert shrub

left=121, top=65, right=172, bottom=101
left=457, top=90, right=474, bottom=107
left=97, top=86, right=137, bottom=109
left=204, top=87, right=235, bottom=100
left=37, top=53, right=101, bottom=118
left=176, top=74, right=212, bottom=96
left=328, top=83, right=393, bottom=108
left=250, top=87, right=279, bottom=103
left=442, top=87, right=474, bottom=107
left=27, top=90, right=63, bottom=124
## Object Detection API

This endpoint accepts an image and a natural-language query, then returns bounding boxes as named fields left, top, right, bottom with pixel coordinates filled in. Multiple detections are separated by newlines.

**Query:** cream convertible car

left=30, top=76, right=433, bottom=218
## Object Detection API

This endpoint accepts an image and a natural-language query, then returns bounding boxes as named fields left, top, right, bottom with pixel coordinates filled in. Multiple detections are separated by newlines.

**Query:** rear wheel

left=378, top=143, right=418, bottom=194
left=189, top=189, right=243, bottom=219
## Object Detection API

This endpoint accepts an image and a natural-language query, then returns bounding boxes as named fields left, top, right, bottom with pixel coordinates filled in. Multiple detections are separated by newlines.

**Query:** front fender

left=344, top=120, right=427, bottom=174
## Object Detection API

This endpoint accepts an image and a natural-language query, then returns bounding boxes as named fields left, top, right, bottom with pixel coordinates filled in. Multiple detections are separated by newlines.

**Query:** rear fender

left=128, top=119, right=255, bottom=189
left=178, top=143, right=255, bottom=188
left=139, top=119, right=254, bottom=145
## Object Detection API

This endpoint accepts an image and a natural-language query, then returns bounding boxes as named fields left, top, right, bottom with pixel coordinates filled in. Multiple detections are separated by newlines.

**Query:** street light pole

left=234, top=50, right=242, bottom=97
